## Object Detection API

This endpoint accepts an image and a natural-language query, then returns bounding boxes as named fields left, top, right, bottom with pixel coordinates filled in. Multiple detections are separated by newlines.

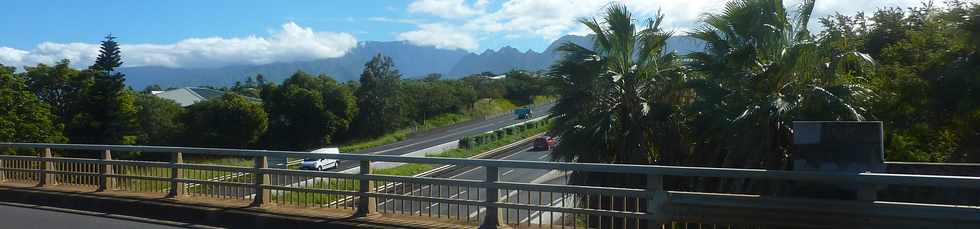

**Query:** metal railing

left=1, top=142, right=979, bottom=229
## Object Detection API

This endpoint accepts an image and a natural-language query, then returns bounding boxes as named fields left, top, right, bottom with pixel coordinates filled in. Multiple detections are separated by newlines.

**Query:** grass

left=531, top=95, right=557, bottom=105
left=374, top=163, right=436, bottom=176
left=466, top=98, right=519, bottom=118
left=275, top=178, right=358, bottom=205
left=186, top=156, right=254, bottom=167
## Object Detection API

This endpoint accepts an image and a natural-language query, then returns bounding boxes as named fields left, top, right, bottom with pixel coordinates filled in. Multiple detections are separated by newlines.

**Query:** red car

left=533, top=136, right=557, bottom=151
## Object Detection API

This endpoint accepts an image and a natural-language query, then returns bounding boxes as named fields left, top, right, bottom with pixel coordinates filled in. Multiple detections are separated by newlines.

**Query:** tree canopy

left=261, top=71, right=356, bottom=150
left=549, top=4, right=689, bottom=187
left=352, top=54, right=409, bottom=138
left=181, top=93, right=268, bottom=149
left=0, top=64, right=66, bottom=145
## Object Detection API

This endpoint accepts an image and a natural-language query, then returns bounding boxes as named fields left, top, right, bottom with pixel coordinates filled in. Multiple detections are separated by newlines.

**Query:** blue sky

left=1, top=0, right=935, bottom=69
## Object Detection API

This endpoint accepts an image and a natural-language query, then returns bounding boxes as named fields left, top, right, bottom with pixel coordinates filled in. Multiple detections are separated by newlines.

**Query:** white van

left=300, top=148, right=339, bottom=171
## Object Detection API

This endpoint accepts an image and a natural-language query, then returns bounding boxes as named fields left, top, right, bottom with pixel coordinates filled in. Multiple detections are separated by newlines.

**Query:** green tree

left=0, top=64, right=66, bottom=146
left=502, top=70, right=543, bottom=104
left=181, top=94, right=268, bottom=148
left=686, top=0, right=872, bottom=175
left=352, top=54, right=409, bottom=138
left=92, top=34, right=123, bottom=74
left=858, top=1, right=980, bottom=162
left=70, top=35, right=138, bottom=144
left=261, top=71, right=356, bottom=150
left=402, top=79, right=477, bottom=124
left=549, top=5, right=689, bottom=188
left=230, top=75, right=262, bottom=98
left=21, top=60, right=91, bottom=124
left=134, top=94, right=184, bottom=146
left=462, top=75, right=506, bottom=100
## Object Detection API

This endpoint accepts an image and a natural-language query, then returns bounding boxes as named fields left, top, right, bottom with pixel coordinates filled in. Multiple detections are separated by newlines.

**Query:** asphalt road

left=0, top=202, right=209, bottom=229
left=216, top=102, right=554, bottom=196
left=333, top=102, right=554, bottom=170
left=375, top=146, right=572, bottom=225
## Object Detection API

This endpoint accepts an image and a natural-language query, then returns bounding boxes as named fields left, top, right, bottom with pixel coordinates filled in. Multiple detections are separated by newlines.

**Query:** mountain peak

left=121, top=35, right=701, bottom=89
left=498, top=46, right=520, bottom=54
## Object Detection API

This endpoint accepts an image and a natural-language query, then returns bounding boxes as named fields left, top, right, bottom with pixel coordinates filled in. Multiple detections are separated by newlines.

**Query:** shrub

left=474, top=135, right=485, bottom=145
left=459, top=136, right=472, bottom=148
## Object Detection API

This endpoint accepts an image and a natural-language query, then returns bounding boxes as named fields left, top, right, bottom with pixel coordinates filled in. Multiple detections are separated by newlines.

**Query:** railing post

left=480, top=166, right=504, bottom=229
left=38, top=148, right=55, bottom=187
left=0, top=157, right=5, bottom=183
left=97, top=149, right=114, bottom=191
left=354, top=160, right=377, bottom=217
left=166, top=152, right=183, bottom=198
left=646, top=174, right=666, bottom=229
left=250, top=155, right=271, bottom=207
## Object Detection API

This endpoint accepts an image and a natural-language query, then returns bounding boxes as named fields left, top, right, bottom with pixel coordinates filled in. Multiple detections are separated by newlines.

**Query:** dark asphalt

left=0, top=202, right=203, bottom=229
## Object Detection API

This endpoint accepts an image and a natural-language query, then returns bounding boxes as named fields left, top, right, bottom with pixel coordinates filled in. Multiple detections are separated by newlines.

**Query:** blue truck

left=513, top=107, right=532, bottom=119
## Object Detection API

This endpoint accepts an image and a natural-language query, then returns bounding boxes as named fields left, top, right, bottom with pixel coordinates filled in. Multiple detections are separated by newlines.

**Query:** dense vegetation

left=1, top=40, right=553, bottom=154
left=2, top=0, right=974, bottom=169
left=548, top=0, right=979, bottom=189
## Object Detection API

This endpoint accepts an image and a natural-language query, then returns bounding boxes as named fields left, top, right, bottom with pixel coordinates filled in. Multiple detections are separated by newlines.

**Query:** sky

left=0, top=0, right=942, bottom=69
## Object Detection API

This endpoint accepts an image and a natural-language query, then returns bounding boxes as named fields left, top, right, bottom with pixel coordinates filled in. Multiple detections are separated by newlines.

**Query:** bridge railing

left=1, top=142, right=979, bottom=229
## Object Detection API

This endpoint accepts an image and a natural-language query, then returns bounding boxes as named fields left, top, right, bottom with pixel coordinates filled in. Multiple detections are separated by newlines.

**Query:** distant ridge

left=120, top=35, right=703, bottom=89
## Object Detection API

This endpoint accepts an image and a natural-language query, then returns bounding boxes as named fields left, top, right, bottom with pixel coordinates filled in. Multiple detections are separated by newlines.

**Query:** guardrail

left=1, top=142, right=979, bottom=229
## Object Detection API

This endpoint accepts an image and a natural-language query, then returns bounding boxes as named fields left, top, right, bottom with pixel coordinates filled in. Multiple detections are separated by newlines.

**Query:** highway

left=328, top=102, right=554, bottom=171
left=211, top=103, right=553, bottom=197
left=375, top=145, right=572, bottom=226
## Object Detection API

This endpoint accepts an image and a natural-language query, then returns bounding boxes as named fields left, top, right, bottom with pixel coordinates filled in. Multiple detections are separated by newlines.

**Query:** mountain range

left=120, top=35, right=703, bottom=89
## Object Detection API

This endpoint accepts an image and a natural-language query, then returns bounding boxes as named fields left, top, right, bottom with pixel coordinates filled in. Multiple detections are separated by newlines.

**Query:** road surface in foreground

left=0, top=202, right=209, bottom=229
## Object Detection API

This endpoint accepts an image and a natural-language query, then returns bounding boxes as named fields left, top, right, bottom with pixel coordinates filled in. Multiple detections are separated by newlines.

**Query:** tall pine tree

left=92, top=34, right=123, bottom=74
left=68, top=34, right=137, bottom=145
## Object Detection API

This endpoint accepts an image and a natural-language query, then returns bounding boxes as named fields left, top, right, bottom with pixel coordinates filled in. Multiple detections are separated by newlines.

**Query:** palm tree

left=549, top=4, right=690, bottom=188
left=686, top=0, right=873, bottom=191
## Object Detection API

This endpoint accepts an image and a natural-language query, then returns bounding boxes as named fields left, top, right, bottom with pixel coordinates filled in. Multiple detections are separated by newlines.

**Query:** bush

left=473, top=135, right=484, bottom=145
left=456, top=119, right=551, bottom=150
left=459, top=136, right=472, bottom=148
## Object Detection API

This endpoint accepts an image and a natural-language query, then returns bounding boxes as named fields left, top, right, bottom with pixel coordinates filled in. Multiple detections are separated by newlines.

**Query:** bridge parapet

left=0, top=142, right=978, bottom=229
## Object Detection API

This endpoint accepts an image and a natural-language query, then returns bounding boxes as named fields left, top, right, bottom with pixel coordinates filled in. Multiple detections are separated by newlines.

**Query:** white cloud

left=408, top=0, right=486, bottom=19
left=0, top=22, right=357, bottom=69
left=368, top=17, right=425, bottom=25
left=397, top=23, right=479, bottom=51
left=405, top=0, right=945, bottom=51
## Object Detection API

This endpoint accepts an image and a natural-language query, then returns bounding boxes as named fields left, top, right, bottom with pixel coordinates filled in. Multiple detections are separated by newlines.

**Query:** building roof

left=153, top=87, right=259, bottom=107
